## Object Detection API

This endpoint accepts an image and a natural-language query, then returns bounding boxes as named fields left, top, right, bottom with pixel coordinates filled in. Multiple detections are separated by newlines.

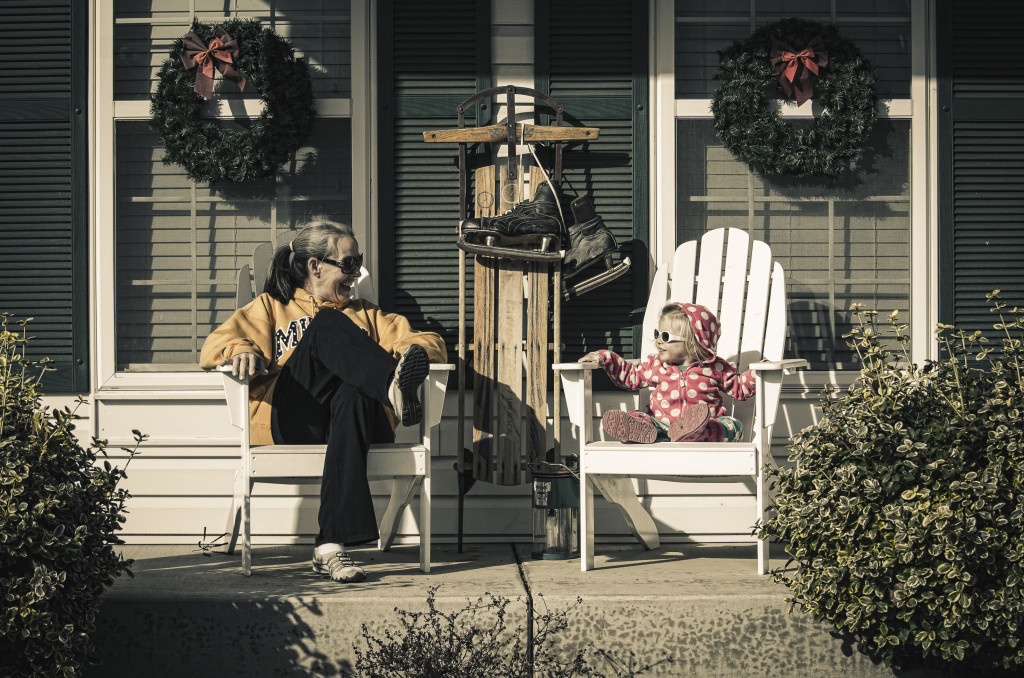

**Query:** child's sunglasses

left=321, top=254, right=364, bottom=275
left=652, top=328, right=684, bottom=344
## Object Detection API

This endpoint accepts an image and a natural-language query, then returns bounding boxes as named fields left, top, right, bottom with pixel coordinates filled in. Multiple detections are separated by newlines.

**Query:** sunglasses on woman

left=321, top=254, right=364, bottom=275
left=652, top=328, right=684, bottom=344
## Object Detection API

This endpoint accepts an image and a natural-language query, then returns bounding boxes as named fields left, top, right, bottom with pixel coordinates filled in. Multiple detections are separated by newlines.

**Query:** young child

left=579, top=302, right=755, bottom=444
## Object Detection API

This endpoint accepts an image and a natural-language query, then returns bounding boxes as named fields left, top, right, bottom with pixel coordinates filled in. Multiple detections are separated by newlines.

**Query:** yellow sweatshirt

left=200, top=289, right=447, bottom=444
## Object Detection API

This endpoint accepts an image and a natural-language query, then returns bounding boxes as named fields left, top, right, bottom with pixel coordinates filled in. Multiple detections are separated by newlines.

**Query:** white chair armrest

left=747, top=358, right=809, bottom=373
left=552, top=362, right=602, bottom=371
left=423, top=363, right=455, bottom=428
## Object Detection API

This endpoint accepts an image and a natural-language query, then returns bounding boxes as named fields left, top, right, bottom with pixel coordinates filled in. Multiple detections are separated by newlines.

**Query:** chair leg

left=242, top=482, right=252, bottom=577
left=420, top=472, right=431, bottom=573
left=591, top=475, right=660, bottom=550
left=757, top=464, right=769, bottom=575
left=378, top=476, right=420, bottom=552
left=581, top=469, right=595, bottom=572
left=223, top=463, right=244, bottom=554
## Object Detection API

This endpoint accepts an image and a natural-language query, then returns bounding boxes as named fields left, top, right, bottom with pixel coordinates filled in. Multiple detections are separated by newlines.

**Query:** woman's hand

left=578, top=351, right=602, bottom=364
left=221, top=352, right=267, bottom=377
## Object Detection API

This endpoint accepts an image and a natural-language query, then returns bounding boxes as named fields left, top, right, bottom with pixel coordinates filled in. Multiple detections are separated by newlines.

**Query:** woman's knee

left=328, top=383, right=394, bottom=444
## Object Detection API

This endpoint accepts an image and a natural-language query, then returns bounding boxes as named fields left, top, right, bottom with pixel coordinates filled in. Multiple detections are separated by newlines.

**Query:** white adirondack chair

left=555, top=228, right=807, bottom=573
left=219, top=237, right=454, bottom=575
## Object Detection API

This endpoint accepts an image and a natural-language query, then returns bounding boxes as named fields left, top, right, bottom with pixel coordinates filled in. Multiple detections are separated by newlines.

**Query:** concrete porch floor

left=87, top=542, right=933, bottom=678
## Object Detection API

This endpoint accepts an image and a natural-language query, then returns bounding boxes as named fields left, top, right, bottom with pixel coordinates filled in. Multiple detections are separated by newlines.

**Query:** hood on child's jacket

left=674, top=302, right=720, bottom=356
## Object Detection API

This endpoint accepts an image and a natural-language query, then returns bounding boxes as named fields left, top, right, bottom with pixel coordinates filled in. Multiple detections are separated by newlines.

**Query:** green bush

left=1, top=316, right=144, bottom=678
left=354, top=586, right=671, bottom=677
left=760, top=293, right=1024, bottom=671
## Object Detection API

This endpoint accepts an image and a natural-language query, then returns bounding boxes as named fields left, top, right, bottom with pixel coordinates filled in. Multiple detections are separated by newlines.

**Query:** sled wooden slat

left=496, top=258, right=524, bottom=485
left=493, top=168, right=525, bottom=485
left=525, top=260, right=549, bottom=477
left=472, top=165, right=497, bottom=483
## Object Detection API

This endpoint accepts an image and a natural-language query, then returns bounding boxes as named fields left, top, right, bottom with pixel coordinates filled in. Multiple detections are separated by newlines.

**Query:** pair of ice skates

left=457, top=182, right=631, bottom=299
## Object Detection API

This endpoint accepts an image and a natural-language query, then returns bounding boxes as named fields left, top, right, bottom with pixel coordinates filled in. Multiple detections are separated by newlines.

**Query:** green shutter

left=0, top=0, right=87, bottom=392
left=377, top=0, right=490, bottom=344
left=536, top=0, right=649, bottom=361
left=938, top=0, right=1024, bottom=332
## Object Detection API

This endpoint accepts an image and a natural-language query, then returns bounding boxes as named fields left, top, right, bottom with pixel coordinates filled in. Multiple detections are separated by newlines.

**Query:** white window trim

left=92, top=1, right=376, bottom=392
left=649, top=0, right=936, bottom=381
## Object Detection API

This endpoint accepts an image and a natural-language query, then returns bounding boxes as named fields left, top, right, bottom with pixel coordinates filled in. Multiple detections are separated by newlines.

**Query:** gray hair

left=264, top=219, right=357, bottom=303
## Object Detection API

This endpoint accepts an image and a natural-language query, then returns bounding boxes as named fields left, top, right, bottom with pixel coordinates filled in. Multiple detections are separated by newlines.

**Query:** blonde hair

left=659, top=304, right=714, bottom=364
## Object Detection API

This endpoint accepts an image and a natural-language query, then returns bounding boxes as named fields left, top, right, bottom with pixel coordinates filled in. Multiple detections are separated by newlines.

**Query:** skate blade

left=457, top=236, right=562, bottom=262
left=562, top=257, right=631, bottom=300
left=562, top=248, right=620, bottom=284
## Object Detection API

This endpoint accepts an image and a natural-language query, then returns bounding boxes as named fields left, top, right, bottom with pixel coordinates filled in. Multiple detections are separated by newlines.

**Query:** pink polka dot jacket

left=593, top=350, right=756, bottom=426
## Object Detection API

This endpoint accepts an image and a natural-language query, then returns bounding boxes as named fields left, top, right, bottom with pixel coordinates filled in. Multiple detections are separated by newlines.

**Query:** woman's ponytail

left=262, top=219, right=356, bottom=304
left=264, top=244, right=302, bottom=304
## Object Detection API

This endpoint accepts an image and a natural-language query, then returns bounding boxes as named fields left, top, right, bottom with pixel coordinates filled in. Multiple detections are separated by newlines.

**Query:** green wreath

left=150, top=19, right=315, bottom=183
left=711, top=18, right=878, bottom=177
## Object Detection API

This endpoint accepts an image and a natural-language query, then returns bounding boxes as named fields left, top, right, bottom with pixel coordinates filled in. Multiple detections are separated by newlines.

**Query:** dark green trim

left=70, top=0, right=89, bottom=392
left=936, top=0, right=954, bottom=326
left=534, top=0, right=550, bottom=95
left=376, top=0, right=396, bottom=310
left=630, top=0, right=650, bottom=353
left=475, top=1, right=492, bottom=106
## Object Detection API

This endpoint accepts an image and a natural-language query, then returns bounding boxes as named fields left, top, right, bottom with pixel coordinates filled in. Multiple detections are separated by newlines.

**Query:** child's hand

left=578, top=352, right=602, bottom=364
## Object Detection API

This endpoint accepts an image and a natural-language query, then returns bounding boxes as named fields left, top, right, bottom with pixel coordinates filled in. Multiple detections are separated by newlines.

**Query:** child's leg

left=667, top=402, right=712, bottom=442
left=687, top=415, right=743, bottom=443
left=602, top=410, right=659, bottom=444
left=716, top=415, right=743, bottom=442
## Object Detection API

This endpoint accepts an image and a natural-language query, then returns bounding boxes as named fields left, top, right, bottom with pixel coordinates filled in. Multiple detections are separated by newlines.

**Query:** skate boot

left=560, top=195, right=632, bottom=300
left=458, top=182, right=564, bottom=262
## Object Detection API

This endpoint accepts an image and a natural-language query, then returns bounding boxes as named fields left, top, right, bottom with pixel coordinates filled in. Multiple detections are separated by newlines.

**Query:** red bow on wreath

left=769, top=36, right=828, bottom=106
left=180, top=27, right=247, bottom=99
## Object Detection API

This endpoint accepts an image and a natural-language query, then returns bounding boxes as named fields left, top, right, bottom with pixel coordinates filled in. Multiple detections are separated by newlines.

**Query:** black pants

left=271, top=309, right=398, bottom=547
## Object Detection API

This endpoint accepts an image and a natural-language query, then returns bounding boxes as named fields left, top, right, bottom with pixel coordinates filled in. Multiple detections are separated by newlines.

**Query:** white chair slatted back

left=670, top=239, right=698, bottom=304
left=729, top=238, right=776, bottom=425
left=251, top=241, right=275, bottom=299
left=740, top=239, right=774, bottom=367
left=235, top=263, right=252, bottom=309
left=716, top=229, right=751, bottom=364
left=694, top=228, right=726, bottom=311
left=761, top=262, right=790, bottom=427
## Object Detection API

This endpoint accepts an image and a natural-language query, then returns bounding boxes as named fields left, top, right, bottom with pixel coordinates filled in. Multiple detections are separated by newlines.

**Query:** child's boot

left=602, top=410, right=658, bottom=444
left=668, top=402, right=712, bottom=442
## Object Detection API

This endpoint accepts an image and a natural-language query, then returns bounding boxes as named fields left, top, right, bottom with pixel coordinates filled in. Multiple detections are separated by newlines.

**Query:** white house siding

left=98, top=383, right=828, bottom=545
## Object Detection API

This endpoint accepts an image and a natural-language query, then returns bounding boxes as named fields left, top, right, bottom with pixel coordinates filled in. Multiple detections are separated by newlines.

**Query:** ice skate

left=457, top=182, right=564, bottom=261
left=560, top=194, right=631, bottom=300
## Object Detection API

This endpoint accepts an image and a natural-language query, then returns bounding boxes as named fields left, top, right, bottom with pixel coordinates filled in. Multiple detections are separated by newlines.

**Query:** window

left=663, top=0, right=918, bottom=371
left=106, top=1, right=354, bottom=374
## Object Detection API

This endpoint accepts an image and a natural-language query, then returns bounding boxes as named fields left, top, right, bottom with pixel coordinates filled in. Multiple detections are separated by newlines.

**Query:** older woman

left=200, top=220, right=446, bottom=582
